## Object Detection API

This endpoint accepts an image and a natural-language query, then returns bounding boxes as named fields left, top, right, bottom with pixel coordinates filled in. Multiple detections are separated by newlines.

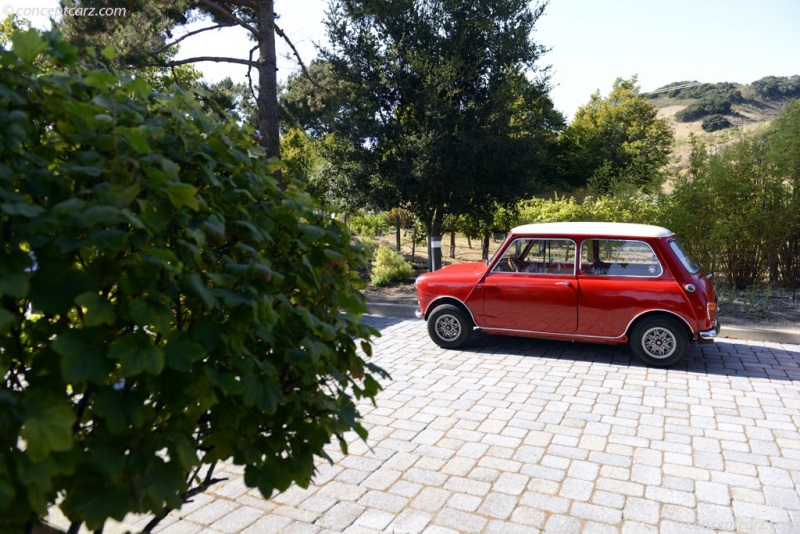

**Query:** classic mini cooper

left=415, top=222, right=719, bottom=366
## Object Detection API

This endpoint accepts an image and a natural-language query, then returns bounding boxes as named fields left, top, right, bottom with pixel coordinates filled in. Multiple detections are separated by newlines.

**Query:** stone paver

left=66, top=316, right=800, bottom=533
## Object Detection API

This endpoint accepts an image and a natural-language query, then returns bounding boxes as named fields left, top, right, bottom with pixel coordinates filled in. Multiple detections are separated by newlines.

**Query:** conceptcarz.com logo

left=3, top=5, right=128, bottom=18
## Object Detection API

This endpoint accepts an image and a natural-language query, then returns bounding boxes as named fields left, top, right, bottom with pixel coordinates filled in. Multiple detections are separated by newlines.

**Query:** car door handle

left=556, top=281, right=572, bottom=287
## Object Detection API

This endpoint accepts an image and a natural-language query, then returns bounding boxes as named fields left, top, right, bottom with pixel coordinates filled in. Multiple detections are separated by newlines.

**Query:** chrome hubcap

left=435, top=314, right=461, bottom=341
left=642, top=327, right=677, bottom=359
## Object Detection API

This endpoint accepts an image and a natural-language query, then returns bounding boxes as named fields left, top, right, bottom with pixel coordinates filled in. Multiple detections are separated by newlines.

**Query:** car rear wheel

left=630, top=316, right=688, bottom=367
left=427, top=304, right=472, bottom=349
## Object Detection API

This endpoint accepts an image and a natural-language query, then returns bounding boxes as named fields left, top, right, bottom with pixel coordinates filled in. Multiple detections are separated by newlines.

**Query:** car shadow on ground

left=459, top=331, right=800, bottom=382
left=361, top=314, right=411, bottom=333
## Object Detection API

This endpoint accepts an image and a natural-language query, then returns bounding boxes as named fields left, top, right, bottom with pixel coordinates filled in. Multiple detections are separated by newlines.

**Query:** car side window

left=493, top=238, right=576, bottom=274
left=580, top=239, right=663, bottom=277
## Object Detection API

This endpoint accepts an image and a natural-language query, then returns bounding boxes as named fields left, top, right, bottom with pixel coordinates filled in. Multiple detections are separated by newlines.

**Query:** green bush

left=370, top=247, right=414, bottom=286
left=648, top=81, right=741, bottom=101
left=349, top=211, right=392, bottom=236
left=675, top=92, right=740, bottom=122
left=0, top=30, right=386, bottom=532
left=701, top=114, right=733, bottom=132
left=666, top=136, right=789, bottom=288
left=752, top=75, right=800, bottom=101
left=505, top=192, right=667, bottom=228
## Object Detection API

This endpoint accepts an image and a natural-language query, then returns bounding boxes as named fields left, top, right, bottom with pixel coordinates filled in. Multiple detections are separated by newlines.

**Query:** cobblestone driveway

left=119, top=316, right=800, bottom=533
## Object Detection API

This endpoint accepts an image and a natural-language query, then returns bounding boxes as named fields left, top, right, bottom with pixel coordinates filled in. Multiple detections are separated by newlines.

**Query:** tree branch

left=165, top=56, right=260, bottom=68
left=247, top=44, right=259, bottom=101
left=216, top=0, right=256, bottom=7
left=197, top=0, right=262, bottom=39
left=158, top=23, right=234, bottom=55
left=274, top=23, right=323, bottom=90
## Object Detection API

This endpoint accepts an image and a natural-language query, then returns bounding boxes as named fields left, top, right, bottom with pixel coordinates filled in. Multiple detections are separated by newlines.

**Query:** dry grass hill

left=645, top=76, right=799, bottom=171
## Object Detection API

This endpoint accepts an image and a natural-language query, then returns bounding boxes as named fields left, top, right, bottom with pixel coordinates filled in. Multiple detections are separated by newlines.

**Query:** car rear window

left=581, top=239, right=663, bottom=277
left=669, top=239, right=701, bottom=274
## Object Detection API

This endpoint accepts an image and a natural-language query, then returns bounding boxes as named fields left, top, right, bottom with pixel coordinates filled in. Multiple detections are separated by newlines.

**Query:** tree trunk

left=425, top=211, right=444, bottom=271
left=411, top=224, right=416, bottom=263
left=395, top=211, right=401, bottom=251
left=256, top=0, right=283, bottom=190
left=482, top=231, right=490, bottom=261
left=449, top=230, right=456, bottom=259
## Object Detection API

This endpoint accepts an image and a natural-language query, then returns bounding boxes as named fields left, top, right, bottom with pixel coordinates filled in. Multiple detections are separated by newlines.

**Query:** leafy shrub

left=751, top=75, right=800, bottom=100
left=370, top=247, right=414, bottom=286
left=675, top=91, right=741, bottom=122
left=648, top=81, right=740, bottom=101
left=505, top=192, right=667, bottom=228
left=0, top=30, right=386, bottom=532
left=701, top=114, right=733, bottom=132
left=666, top=136, right=789, bottom=288
left=350, top=211, right=393, bottom=236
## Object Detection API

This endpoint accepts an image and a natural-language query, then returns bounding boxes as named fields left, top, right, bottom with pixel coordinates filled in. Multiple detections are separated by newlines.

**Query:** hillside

left=646, top=76, right=800, bottom=169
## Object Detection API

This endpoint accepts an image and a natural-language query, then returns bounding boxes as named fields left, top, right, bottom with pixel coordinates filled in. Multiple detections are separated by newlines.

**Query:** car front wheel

left=630, top=316, right=688, bottom=367
left=427, top=304, right=472, bottom=349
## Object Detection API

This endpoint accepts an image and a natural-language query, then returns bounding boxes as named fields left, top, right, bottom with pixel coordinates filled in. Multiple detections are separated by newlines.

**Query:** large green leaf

left=109, top=333, right=165, bottom=377
left=20, top=392, right=74, bottom=460
left=181, top=273, right=217, bottom=309
left=2, top=202, right=44, bottom=218
left=0, top=308, right=15, bottom=334
left=163, top=336, right=206, bottom=372
left=0, top=272, right=29, bottom=298
left=141, top=460, right=185, bottom=510
left=241, top=373, right=282, bottom=414
left=0, top=478, right=14, bottom=511
left=165, top=182, right=199, bottom=211
left=75, top=292, right=116, bottom=327
left=11, top=29, right=48, bottom=63
left=29, top=267, right=92, bottom=315
left=61, top=483, right=130, bottom=530
left=52, top=329, right=112, bottom=384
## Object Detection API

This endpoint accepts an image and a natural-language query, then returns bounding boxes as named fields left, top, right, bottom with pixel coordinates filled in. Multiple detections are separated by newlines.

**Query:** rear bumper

left=698, top=318, right=720, bottom=343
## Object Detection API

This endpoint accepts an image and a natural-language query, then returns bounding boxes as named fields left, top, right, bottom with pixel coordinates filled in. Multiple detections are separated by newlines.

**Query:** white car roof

left=510, top=222, right=674, bottom=238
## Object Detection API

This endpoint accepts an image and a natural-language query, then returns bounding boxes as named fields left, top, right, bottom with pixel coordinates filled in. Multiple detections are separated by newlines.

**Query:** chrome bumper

left=698, top=319, right=720, bottom=342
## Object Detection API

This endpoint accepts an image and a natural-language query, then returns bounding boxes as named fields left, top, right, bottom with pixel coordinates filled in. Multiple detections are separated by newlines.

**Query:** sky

left=5, top=0, right=800, bottom=121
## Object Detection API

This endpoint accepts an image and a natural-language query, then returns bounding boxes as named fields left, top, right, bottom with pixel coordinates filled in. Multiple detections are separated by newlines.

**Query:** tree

left=280, top=59, right=375, bottom=215
left=561, top=77, right=674, bottom=194
left=766, top=99, right=800, bottom=293
left=0, top=30, right=385, bottom=532
left=322, top=0, right=563, bottom=270
left=60, top=0, right=310, bottom=189
left=281, top=59, right=352, bottom=138
left=1, top=14, right=30, bottom=46
left=666, top=134, right=787, bottom=289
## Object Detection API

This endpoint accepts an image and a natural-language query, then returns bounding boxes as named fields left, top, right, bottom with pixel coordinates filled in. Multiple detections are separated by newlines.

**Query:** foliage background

left=0, top=30, right=385, bottom=532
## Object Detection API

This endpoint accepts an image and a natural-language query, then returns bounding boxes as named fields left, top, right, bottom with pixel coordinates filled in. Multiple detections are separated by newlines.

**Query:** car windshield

left=669, top=239, right=701, bottom=274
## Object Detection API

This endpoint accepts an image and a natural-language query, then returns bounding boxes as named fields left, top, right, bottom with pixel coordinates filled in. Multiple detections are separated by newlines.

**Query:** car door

left=471, top=238, right=578, bottom=333
left=577, top=238, right=674, bottom=337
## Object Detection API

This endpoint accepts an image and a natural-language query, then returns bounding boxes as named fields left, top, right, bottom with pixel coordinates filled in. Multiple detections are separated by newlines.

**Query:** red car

left=415, top=222, right=719, bottom=366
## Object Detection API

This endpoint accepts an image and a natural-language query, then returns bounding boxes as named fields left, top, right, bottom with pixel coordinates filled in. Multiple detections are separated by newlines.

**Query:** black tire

left=630, top=316, right=688, bottom=367
left=427, top=304, right=473, bottom=349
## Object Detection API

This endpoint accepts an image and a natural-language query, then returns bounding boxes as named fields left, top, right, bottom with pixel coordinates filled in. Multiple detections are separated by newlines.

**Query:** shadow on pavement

left=459, top=331, right=800, bottom=382
left=361, top=314, right=410, bottom=333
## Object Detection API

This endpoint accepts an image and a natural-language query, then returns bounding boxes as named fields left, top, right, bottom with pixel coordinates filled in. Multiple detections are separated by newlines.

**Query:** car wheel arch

left=627, top=310, right=693, bottom=343
left=425, top=296, right=476, bottom=325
